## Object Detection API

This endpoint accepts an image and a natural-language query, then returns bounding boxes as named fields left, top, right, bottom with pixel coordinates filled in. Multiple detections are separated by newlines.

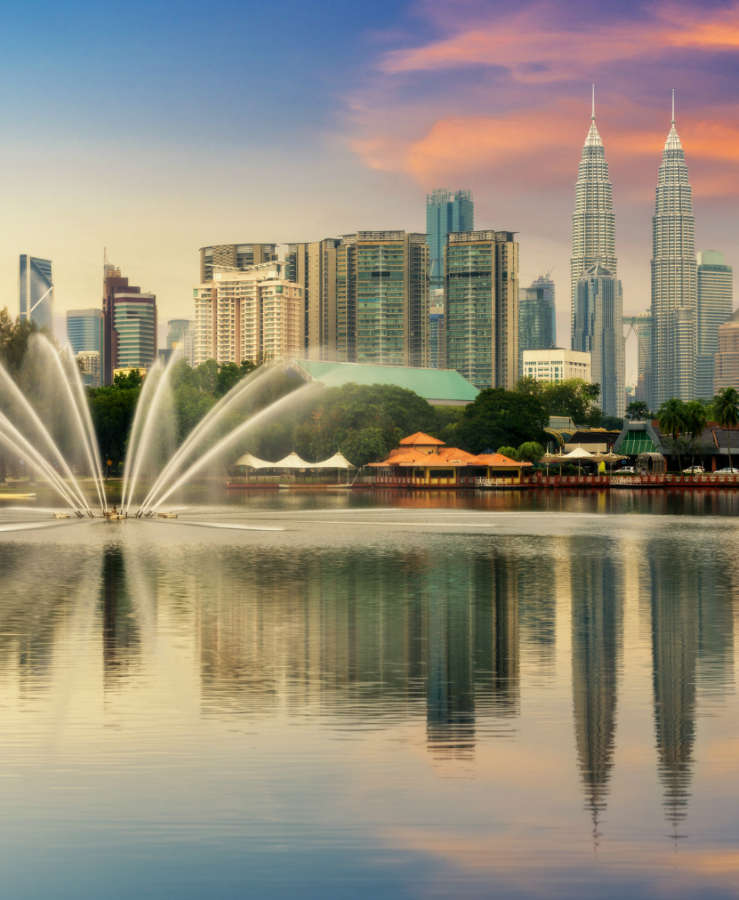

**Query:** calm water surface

left=0, top=493, right=737, bottom=898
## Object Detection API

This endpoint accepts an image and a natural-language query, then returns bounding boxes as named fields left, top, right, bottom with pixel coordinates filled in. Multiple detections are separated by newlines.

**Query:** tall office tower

left=19, top=255, right=54, bottom=331
left=426, top=189, right=474, bottom=294
left=650, top=95, right=697, bottom=408
left=625, top=314, right=653, bottom=405
left=67, top=308, right=104, bottom=387
left=570, top=90, right=617, bottom=344
left=445, top=230, right=519, bottom=390
left=286, top=239, right=340, bottom=359
left=429, top=303, right=446, bottom=369
left=167, top=319, right=194, bottom=366
left=574, top=264, right=625, bottom=417
left=518, top=274, right=556, bottom=377
left=334, top=231, right=429, bottom=367
left=696, top=250, right=733, bottom=399
left=103, top=262, right=157, bottom=383
left=66, top=308, right=103, bottom=354
left=199, top=243, right=277, bottom=283
left=193, top=261, right=303, bottom=366
left=714, top=309, right=739, bottom=391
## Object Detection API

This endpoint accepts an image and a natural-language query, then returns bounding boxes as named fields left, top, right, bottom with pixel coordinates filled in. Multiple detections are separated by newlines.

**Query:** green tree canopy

left=452, top=388, right=548, bottom=455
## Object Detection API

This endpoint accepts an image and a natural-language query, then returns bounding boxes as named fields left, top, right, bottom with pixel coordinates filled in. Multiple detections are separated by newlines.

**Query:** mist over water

left=0, top=500, right=737, bottom=899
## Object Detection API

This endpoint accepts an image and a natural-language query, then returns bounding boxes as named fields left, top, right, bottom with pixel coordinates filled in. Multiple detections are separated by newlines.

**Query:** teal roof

left=290, top=360, right=479, bottom=405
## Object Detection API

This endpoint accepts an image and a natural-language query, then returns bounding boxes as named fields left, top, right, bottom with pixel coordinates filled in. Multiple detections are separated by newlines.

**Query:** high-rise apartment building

left=286, top=239, right=340, bottom=359
left=696, top=250, right=733, bottom=400
left=714, top=309, right=739, bottom=392
left=571, top=93, right=617, bottom=345
left=426, top=190, right=474, bottom=293
left=19, top=255, right=54, bottom=331
left=522, top=348, right=591, bottom=383
left=429, top=303, right=446, bottom=369
left=199, top=243, right=277, bottom=283
left=334, top=232, right=428, bottom=367
left=445, top=230, right=519, bottom=390
left=650, top=97, right=697, bottom=408
left=193, top=261, right=303, bottom=366
left=519, top=275, right=556, bottom=377
left=574, top=264, right=625, bottom=417
left=103, top=262, right=157, bottom=383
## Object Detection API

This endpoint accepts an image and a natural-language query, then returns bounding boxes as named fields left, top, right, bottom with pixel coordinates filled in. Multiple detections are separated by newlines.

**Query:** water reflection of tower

left=649, top=549, right=698, bottom=834
left=570, top=541, right=623, bottom=838
left=102, top=545, right=139, bottom=682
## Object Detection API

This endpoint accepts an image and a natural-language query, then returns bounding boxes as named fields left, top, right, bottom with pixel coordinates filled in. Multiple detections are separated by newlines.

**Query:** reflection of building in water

left=517, top=540, right=558, bottom=677
left=570, top=541, right=623, bottom=836
left=102, top=546, right=140, bottom=683
left=649, top=549, right=698, bottom=833
left=193, top=544, right=525, bottom=760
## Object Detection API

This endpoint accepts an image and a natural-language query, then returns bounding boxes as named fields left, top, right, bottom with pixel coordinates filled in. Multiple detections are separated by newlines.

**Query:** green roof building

left=288, top=359, right=479, bottom=406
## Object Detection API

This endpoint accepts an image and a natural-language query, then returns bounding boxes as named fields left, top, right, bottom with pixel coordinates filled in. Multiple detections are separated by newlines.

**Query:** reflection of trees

left=102, top=545, right=140, bottom=683
left=570, top=540, right=623, bottom=838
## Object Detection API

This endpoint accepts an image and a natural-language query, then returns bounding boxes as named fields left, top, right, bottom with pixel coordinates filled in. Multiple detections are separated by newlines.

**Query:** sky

left=2, top=0, right=739, bottom=378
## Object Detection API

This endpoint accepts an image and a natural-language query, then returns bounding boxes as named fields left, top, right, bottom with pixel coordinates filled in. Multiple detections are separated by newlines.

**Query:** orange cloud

left=380, top=1, right=739, bottom=82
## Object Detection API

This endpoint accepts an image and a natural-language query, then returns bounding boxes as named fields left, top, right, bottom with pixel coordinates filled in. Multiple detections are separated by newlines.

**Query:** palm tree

left=683, top=401, right=708, bottom=470
left=712, top=387, right=739, bottom=471
left=657, top=398, right=687, bottom=473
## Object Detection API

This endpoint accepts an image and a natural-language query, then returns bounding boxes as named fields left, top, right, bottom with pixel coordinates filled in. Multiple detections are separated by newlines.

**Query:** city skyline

left=1, top=0, right=739, bottom=372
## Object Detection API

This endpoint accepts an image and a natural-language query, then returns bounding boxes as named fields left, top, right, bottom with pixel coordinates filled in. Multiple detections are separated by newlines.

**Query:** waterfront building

left=166, top=318, right=194, bottom=366
left=193, top=261, right=303, bottom=366
left=66, top=308, right=103, bottom=355
left=19, top=255, right=54, bottom=331
left=334, top=231, right=428, bottom=368
left=714, top=309, right=739, bottom=391
left=696, top=250, right=733, bottom=399
left=571, top=90, right=617, bottom=345
left=446, top=230, right=519, bottom=390
left=429, top=303, right=446, bottom=369
left=519, top=274, right=556, bottom=377
left=103, top=262, right=157, bottom=384
left=426, top=189, right=474, bottom=294
left=574, top=264, right=625, bottom=417
left=650, top=95, right=697, bottom=407
left=199, top=243, right=277, bottom=283
left=522, top=348, right=591, bottom=383
left=286, top=238, right=340, bottom=359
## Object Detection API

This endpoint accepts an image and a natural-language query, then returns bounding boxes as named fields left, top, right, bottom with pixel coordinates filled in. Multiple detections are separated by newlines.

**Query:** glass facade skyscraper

left=696, top=250, right=733, bottom=400
left=426, top=190, right=474, bottom=293
left=518, top=275, right=556, bottom=377
left=19, top=255, right=54, bottom=332
left=650, top=98, right=697, bottom=407
left=67, top=309, right=103, bottom=355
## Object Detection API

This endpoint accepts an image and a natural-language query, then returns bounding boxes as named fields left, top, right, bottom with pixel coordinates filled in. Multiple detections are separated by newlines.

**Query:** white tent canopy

left=234, top=452, right=276, bottom=470
left=310, top=452, right=355, bottom=470
left=562, top=447, right=594, bottom=459
left=235, top=451, right=355, bottom=470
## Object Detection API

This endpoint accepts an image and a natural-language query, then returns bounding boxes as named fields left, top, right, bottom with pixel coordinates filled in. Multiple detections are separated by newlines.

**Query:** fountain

left=0, top=337, right=316, bottom=522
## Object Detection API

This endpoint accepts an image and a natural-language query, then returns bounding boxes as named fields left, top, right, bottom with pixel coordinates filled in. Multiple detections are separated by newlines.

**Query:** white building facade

left=522, top=349, right=591, bottom=384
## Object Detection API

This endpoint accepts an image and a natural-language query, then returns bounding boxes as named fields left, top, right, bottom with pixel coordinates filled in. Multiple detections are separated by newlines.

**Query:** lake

left=0, top=492, right=737, bottom=898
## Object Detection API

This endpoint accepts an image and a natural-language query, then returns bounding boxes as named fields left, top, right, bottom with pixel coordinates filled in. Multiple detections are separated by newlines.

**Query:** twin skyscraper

left=571, top=88, right=701, bottom=414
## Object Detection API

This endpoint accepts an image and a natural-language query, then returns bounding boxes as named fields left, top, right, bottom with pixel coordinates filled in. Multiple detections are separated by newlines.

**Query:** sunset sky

left=2, top=0, right=738, bottom=376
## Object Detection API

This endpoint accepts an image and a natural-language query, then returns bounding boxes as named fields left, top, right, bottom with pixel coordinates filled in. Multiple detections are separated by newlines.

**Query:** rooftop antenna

left=671, top=88, right=676, bottom=125
left=592, top=83, right=596, bottom=120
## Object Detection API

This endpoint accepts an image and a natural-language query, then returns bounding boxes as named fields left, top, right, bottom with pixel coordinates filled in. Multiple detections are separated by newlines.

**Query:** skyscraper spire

left=650, top=93, right=697, bottom=406
left=571, top=86, right=617, bottom=343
